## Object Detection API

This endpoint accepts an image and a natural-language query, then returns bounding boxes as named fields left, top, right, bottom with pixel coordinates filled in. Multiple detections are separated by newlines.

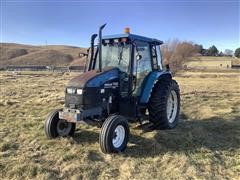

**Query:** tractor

left=44, top=24, right=180, bottom=154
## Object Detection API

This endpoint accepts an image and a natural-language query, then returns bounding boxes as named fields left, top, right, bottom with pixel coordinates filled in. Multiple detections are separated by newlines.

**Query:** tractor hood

left=67, top=68, right=119, bottom=88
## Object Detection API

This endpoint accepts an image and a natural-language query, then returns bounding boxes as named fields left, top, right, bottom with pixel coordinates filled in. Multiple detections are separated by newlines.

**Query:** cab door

left=133, top=41, right=152, bottom=96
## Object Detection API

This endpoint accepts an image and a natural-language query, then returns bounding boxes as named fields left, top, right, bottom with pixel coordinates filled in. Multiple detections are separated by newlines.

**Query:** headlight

left=76, top=89, right=83, bottom=95
left=66, top=88, right=76, bottom=94
left=66, top=88, right=82, bottom=95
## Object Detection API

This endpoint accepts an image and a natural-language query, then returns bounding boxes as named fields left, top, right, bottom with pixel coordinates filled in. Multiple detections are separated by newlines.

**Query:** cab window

left=134, top=41, right=152, bottom=95
left=156, top=45, right=163, bottom=70
left=151, top=45, right=158, bottom=70
left=136, top=41, right=152, bottom=73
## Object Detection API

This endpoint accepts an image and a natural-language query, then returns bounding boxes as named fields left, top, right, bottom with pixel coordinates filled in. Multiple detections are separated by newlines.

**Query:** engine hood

left=67, top=68, right=119, bottom=88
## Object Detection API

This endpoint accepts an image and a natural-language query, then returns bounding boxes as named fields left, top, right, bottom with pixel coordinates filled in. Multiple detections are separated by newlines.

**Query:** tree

left=219, top=51, right=224, bottom=56
left=234, top=48, right=240, bottom=58
left=161, top=39, right=198, bottom=74
left=202, top=49, right=208, bottom=56
left=207, top=45, right=219, bottom=56
left=194, top=44, right=204, bottom=54
left=224, top=49, right=233, bottom=56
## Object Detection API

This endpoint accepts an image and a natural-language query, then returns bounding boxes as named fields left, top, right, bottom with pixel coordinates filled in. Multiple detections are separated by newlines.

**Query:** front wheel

left=44, top=109, right=76, bottom=139
left=99, top=115, right=129, bottom=154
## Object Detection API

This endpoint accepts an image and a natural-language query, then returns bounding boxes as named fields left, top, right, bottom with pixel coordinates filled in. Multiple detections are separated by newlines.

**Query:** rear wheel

left=99, top=115, right=129, bottom=154
left=148, top=79, right=180, bottom=129
left=44, top=109, right=76, bottom=139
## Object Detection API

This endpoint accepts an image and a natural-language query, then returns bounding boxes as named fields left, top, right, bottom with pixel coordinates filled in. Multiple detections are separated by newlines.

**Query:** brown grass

left=0, top=71, right=239, bottom=179
left=70, top=58, right=87, bottom=66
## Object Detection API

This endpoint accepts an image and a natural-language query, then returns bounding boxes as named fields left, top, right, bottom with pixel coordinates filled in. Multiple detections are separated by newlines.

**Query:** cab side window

left=156, top=45, right=163, bottom=70
left=136, top=41, right=152, bottom=74
left=151, top=45, right=158, bottom=70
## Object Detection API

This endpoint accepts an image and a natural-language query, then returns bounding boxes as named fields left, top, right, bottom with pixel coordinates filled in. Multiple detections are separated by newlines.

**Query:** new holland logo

left=104, top=82, right=119, bottom=89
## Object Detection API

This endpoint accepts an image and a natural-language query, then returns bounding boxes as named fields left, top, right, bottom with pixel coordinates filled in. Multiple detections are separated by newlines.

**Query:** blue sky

left=1, top=0, right=239, bottom=52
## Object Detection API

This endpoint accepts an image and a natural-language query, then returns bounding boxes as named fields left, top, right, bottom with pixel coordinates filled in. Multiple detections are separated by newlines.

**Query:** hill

left=0, top=43, right=88, bottom=67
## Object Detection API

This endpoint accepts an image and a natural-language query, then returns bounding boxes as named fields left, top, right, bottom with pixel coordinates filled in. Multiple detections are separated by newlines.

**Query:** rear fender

left=139, top=71, right=172, bottom=104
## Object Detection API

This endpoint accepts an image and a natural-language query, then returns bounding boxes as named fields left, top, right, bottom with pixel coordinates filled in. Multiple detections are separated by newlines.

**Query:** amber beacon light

left=124, top=27, right=130, bottom=34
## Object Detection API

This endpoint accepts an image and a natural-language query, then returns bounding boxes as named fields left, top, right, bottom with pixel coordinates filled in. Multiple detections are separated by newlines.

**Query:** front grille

left=65, top=94, right=83, bottom=109
left=65, top=87, right=102, bottom=109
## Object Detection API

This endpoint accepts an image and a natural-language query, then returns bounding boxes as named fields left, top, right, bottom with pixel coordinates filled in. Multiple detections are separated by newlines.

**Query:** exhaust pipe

left=87, top=34, right=97, bottom=71
left=98, top=23, right=107, bottom=72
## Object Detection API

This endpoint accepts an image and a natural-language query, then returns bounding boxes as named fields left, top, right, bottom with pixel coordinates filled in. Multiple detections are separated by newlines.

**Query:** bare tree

left=224, top=49, right=233, bottom=56
left=162, top=39, right=198, bottom=74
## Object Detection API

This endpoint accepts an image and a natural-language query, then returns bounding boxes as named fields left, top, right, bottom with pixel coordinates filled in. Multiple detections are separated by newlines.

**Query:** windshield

left=97, top=43, right=130, bottom=72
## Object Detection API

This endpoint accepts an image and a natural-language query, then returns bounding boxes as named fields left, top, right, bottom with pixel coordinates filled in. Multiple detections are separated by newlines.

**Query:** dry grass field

left=186, top=56, right=234, bottom=69
left=0, top=70, right=240, bottom=179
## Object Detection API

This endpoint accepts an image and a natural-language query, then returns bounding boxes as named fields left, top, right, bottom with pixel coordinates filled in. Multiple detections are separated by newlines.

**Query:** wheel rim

left=112, top=125, right=125, bottom=148
left=57, top=119, right=72, bottom=136
left=167, top=90, right=178, bottom=123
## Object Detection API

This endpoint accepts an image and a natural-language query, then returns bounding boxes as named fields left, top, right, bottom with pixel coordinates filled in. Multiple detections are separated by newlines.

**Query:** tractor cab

left=88, top=28, right=164, bottom=97
left=45, top=25, right=180, bottom=154
left=79, top=27, right=166, bottom=118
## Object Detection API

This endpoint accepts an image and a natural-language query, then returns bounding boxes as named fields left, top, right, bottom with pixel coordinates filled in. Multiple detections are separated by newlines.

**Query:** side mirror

left=136, top=54, right=142, bottom=60
left=79, top=52, right=88, bottom=58
left=166, top=64, right=170, bottom=71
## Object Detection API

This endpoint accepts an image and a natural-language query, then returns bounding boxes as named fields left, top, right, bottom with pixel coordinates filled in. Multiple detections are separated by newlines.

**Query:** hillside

left=0, top=43, right=88, bottom=67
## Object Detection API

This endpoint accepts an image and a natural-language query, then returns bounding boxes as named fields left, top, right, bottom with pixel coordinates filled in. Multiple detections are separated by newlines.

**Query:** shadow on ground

left=126, top=114, right=240, bottom=158
left=73, top=128, right=99, bottom=144
left=72, top=113, right=240, bottom=158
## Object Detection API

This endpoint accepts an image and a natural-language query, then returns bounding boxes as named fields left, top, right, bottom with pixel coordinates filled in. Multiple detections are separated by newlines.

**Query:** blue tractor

left=45, top=24, right=180, bottom=153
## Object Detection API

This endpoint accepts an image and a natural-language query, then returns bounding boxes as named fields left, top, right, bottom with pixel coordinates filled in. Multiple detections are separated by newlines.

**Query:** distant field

left=186, top=56, right=235, bottom=69
left=0, top=71, right=239, bottom=179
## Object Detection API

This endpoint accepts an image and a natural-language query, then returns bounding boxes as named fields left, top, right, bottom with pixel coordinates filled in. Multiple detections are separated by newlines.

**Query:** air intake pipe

left=87, top=34, right=97, bottom=71
left=98, top=23, right=107, bottom=72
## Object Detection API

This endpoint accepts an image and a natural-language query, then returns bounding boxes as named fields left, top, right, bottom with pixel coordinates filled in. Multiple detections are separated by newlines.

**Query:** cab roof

left=102, top=33, right=163, bottom=45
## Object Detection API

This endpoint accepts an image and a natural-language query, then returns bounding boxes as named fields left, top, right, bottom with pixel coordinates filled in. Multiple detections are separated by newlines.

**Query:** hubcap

left=57, top=119, right=72, bottom=136
left=167, top=90, right=178, bottom=123
left=112, top=125, right=125, bottom=148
